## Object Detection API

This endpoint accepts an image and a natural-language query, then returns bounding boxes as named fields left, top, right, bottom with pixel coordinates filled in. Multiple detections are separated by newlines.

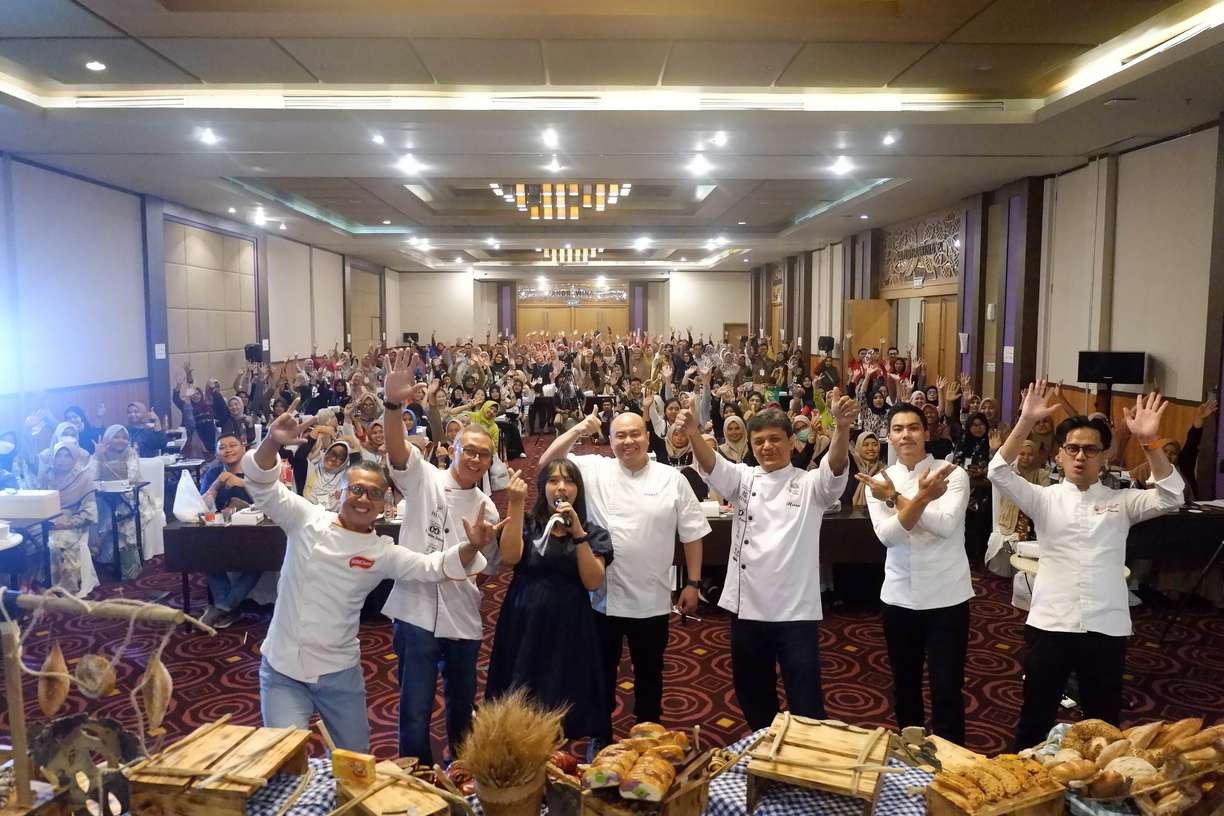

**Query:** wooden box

left=128, top=724, right=310, bottom=816
left=334, top=760, right=448, bottom=816
left=925, top=780, right=1066, bottom=816
left=746, top=713, right=889, bottom=814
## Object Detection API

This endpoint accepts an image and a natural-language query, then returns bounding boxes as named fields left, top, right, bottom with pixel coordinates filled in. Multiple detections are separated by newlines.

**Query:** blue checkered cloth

left=248, top=731, right=936, bottom=815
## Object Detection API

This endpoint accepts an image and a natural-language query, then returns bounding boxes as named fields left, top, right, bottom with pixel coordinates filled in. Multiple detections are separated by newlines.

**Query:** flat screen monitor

left=1077, top=351, right=1146, bottom=384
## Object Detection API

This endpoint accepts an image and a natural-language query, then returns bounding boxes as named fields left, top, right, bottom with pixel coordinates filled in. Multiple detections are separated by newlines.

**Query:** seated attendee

left=842, top=431, right=884, bottom=509
left=718, top=415, right=749, bottom=463
left=200, top=434, right=261, bottom=628
left=303, top=440, right=351, bottom=511
left=220, top=396, right=256, bottom=444
left=38, top=441, right=99, bottom=596
left=486, top=462, right=612, bottom=743
left=125, top=401, right=167, bottom=457
left=37, top=422, right=90, bottom=483
left=63, top=405, right=100, bottom=454
left=355, top=419, right=386, bottom=465
left=91, top=425, right=154, bottom=580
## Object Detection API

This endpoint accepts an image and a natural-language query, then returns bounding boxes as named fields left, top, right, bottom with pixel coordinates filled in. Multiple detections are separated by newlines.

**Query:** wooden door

left=723, top=322, right=749, bottom=345
left=770, top=304, right=783, bottom=349
left=571, top=307, right=599, bottom=335
left=601, top=307, right=629, bottom=338
left=516, top=306, right=553, bottom=336
left=845, top=299, right=892, bottom=370
left=919, top=296, right=959, bottom=382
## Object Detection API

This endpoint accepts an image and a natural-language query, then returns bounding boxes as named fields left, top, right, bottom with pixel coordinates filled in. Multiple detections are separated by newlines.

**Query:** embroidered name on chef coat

left=349, top=556, right=375, bottom=569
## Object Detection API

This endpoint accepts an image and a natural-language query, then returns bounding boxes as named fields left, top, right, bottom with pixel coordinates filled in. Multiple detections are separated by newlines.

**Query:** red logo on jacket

left=349, top=556, right=375, bottom=569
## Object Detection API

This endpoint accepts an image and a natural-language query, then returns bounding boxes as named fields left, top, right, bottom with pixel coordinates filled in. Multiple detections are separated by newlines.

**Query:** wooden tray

left=746, top=714, right=890, bottom=814
left=128, top=723, right=310, bottom=816
left=581, top=747, right=717, bottom=816
left=334, top=760, right=449, bottom=816
left=926, top=778, right=1067, bottom=816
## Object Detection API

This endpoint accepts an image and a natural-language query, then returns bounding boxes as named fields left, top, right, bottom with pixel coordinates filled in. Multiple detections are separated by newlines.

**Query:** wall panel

left=310, top=248, right=344, bottom=352
left=668, top=271, right=751, bottom=340
left=384, top=267, right=402, bottom=345
left=266, top=235, right=312, bottom=361
left=398, top=272, right=474, bottom=340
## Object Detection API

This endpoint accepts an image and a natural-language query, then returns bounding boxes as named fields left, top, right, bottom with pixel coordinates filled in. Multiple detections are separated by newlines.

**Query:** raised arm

left=497, top=469, right=528, bottom=566
left=677, top=405, right=716, bottom=475
left=538, top=405, right=601, bottom=467
left=247, top=397, right=318, bottom=530
left=383, top=349, right=427, bottom=470
left=824, top=387, right=856, bottom=476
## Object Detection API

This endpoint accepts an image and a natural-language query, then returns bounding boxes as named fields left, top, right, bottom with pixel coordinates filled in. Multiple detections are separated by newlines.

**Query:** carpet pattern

left=2, top=435, right=1222, bottom=762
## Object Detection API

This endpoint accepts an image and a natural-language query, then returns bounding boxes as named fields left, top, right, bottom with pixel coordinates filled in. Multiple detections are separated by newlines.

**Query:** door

left=845, top=299, right=892, bottom=371
left=723, top=322, right=749, bottom=345
left=919, top=296, right=959, bottom=383
left=770, top=304, right=783, bottom=349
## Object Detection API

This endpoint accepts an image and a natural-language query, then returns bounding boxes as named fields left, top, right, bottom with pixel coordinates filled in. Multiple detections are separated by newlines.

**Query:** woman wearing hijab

left=984, top=438, right=1050, bottom=576
left=37, top=441, right=100, bottom=597
left=63, top=406, right=100, bottom=454
left=858, top=387, right=891, bottom=443
left=37, top=422, right=90, bottom=484
left=841, top=431, right=885, bottom=509
left=467, top=400, right=507, bottom=491
left=956, top=411, right=993, bottom=562
left=91, top=425, right=154, bottom=580
left=650, top=425, right=709, bottom=501
left=304, top=440, right=351, bottom=511
left=718, top=415, right=749, bottom=463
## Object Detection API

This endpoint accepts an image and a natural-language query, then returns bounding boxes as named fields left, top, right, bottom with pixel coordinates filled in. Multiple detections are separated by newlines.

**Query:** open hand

left=1019, top=380, right=1057, bottom=423
left=384, top=349, right=426, bottom=404
left=1124, top=391, right=1168, bottom=443
left=827, top=387, right=857, bottom=428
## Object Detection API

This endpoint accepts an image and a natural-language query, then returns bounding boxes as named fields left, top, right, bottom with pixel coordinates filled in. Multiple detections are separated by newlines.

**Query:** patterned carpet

left=3, top=434, right=1222, bottom=762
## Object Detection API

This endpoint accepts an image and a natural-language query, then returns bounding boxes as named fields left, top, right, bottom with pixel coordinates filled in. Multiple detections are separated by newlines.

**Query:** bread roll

left=1094, top=739, right=1132, bottom=769
left=1151, top=717, right=1202, bottom=749
left=1050, top=759, right=1097, bottom=782
left=645, top=744, right=686, bottom=766
left=623, top=737, right=661, bottom=753
left=583, top=747, right=639, bottom=789
left=628, top=722, right=667, bottom=739
left=619, top=753, right=676, bottom=801
left=1086, top=770, right=1129, bottom=800
left=658, top=730, right=691, bottom=752
left=1124, top=721, right=1163, bottom=750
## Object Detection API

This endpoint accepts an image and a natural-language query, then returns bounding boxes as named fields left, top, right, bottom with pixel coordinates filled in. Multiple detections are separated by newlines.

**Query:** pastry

left=1094, top=738, right=1132, bottom=769
left=619, top=753, right=676, bottom=801
left=628, top=722, right=667, bottom=739
left=1086, top=770, right=1129, bottom=799
left=1166, top=724, right=1224, bottom=755
left=74, top=654, right=116, bottom=699
left=37, top=643, right=70, bottom=717
left=645, top=744, right=686, bottom=766
left=1125, top=721, right=1164, bottom=750
left=1151, top=717, right=1202, bottom=749
left=583, top=747, right=638, bottom=789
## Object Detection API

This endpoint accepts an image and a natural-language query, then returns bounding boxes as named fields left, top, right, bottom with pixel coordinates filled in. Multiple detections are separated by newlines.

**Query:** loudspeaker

left=243, top=343, right=262, bottom=363
left=402, top=331, right=420, bottom=344
left=817, top=336, right=835, bottom=353
left=1077, top=351, right=1146, bottom=384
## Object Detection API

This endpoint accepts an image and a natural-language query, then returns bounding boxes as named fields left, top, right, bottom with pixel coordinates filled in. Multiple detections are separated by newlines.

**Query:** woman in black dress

left=486, top=459, right=613, bottom=741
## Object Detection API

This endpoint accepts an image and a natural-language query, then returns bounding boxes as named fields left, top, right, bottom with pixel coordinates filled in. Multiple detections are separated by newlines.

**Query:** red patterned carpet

left=3, top=435, right=1223, bottom=761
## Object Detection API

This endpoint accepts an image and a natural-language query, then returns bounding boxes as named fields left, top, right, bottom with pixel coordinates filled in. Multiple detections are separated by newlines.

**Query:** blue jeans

left=393, top=620, right=480, bottom=764
left=206, top=571, right=262, bottom=612
left=258, top=657, right=370, bottom=753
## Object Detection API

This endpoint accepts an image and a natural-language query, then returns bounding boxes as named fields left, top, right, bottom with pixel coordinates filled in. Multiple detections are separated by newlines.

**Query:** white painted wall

left=647, top=281, right=669, bottom=337
left=808, top=243, right=845, bottom=356
left=668, top=271, right=751, bottom=339
left=1111, top=128, right=1218, bottom=399
left=266, top=235, right=312, bottom=361
left=474, top=280, right=499, bottom=337
left=398, top=272, right=475, bottom=340
left=310, top=248, right=344, bottom=353
left=6, top=162, right=146, bottom=393
left=384, top=268, right=402, bottom=345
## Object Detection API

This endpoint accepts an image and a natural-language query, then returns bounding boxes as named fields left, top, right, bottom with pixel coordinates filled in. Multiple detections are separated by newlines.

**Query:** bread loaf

left=1050, top=759, right=1097, bottom=782
left=628, top=722, right=667, bottom=739
left=1151, top=717, right=1202, bottom=749
left=583, top=747, right=638, bottom=789
left=645, top=744, right=687, bottom=766
left=619, top=753, right=676, bottom=801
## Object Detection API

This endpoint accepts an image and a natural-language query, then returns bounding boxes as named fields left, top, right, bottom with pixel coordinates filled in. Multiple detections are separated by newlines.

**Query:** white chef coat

left=987, top=451, right=1184, bottom=636
left=699, top=455, right=847, bottom=622
left=864, top=455, right=973, bottom=610
left=381, top=447, right=500, bottom=640
left=242, top=451, right=484, bottom=684
left=572, top=453, right=711, bottom=618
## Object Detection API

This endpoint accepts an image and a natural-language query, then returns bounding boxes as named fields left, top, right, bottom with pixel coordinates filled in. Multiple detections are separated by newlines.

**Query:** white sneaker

left=199, top=605, right=223, bottom=627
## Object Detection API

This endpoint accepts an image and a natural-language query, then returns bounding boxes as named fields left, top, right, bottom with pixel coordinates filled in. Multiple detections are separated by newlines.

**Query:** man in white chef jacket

left=380, top=351, right=507, bottom=765
left=540, top=408, right=709, bottom=751
left=855, top=401, right=972, bottom=744
left=681, top=391, right=857, bottom=731
left=990, top=381, right=1183, bottom=749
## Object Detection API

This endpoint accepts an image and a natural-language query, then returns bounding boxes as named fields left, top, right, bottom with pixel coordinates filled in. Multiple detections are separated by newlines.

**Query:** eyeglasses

left=1061, top=444, right=1103, bottom=458
left=460, top=447, right=493, bottom=462
left=346, top=484, right=387, bottom=500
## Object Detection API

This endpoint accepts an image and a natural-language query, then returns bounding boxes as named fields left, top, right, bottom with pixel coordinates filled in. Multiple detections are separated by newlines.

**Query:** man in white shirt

left=681, top=393, right=856, bottom=730
left=990, top=382, right=1183, bottom=749
left=855, top=402, right=972, bottom=744
left=247, top=398, right=487, bottom=753
left=539, top=409, right=709, bottom=749
left=381, top=350, right=508, bottom=764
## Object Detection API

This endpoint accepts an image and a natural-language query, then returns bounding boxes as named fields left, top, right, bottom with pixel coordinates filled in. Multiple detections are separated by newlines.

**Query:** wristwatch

left=885, top=495, right=897, bottom=508
left=382, top=399, right=403, bottom=411
left=684, top=579, right=701, bottom=589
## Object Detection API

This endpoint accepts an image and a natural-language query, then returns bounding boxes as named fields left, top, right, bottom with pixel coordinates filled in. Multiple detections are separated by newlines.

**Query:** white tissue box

left=700, top=500, right=721, bottom=518
left=0, top=490, right=62, bottom=519
left=1014, top=541, right=1041, bottom=559
left=228, top=509, right=265, bottom=526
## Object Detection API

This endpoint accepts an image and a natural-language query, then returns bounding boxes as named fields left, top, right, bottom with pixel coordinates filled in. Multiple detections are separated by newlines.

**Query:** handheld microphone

left=553, top=496, right=570, bottom=524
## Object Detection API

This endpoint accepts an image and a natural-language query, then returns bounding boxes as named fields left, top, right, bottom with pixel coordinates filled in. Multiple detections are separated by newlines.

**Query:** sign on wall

left=881, top=207, right=962, bottom=295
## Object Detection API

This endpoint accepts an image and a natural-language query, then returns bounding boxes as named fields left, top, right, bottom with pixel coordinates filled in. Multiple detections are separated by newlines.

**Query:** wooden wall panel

left=0, top=379, right=152, bottom=437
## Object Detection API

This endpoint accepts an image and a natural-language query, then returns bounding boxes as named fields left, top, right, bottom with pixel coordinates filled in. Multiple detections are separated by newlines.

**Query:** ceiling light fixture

left=227, top=207, right=236, bottom=214
left=252, top=210, right=267, bottom=226
left=712, top=131, right=728, bottom=147
left=84, top=60, right=106, bottom=72
left=454, top=256, right=463, bottom=263
left=396, top=153, right=426, bottom=174
left=829, top=155, right=854, bottom=175
left=859, top=213, right=869, bottom=220
left=485, top=237, right=497, bottom=246
left=198, top=127, right=219, bottom=145
left=541, top=128, right=559, bottom=149
left=634, top=236, right=652, bottom=251
left=882, top=133, right=897, bottom=146
left=687, top=154, right=712, bottom=175
left=680, top=257, right=687, bottom=262
left=279, top=222, right=287, bottom=230
left=371, top=132, right=385, bottom=145
left=737, top=220, right=746, bottom=225
left=544, top=155, right=563, bottom=173
left=382, top=219, right=392, bottom=225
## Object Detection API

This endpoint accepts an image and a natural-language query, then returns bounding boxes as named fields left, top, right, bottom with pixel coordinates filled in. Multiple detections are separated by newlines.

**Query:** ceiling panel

left=0, top=0, right=122, bottom=37
left=143, top=37, right=319, bottom=82
left=275, top=38, right=434, bottom=83
left=949, top=0, right=1183, bottom=45
left=0, top=38, right=199, bottom=84
left=889, top=43, right=1091, bottom=95
left=662, top=41, right=802, bottom=87
left=544, top=40, right=670, bottom=86
left=776, top=42, right=932, bottom=87
left=410, top=38, right=545, bottom=85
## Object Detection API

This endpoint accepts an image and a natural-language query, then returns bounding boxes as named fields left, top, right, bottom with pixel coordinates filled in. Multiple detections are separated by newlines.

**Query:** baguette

left=1151, top=717, right=1202, bottom=749
left=619, top=753, right=676, bottom=802
left=645, top=744, right=687, bottom=766
left=1124, top=721, right=1163, bottom=750
left=1165, top=723, right=1224, bottom=755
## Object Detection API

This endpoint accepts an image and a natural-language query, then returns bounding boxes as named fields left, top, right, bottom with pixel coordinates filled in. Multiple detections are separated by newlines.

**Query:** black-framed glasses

left=346, top=484, right=387, bottom=500
left=1061, top=443, right=1103, bottom=458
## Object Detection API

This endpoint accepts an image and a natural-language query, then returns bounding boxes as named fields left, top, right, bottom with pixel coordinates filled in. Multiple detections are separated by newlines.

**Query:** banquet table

left=241, top=729, right=936, bottom=816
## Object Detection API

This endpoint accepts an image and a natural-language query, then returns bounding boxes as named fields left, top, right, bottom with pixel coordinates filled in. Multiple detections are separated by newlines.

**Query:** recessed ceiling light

left=634, top=236, right=652, bottom=251
left=544, top=155, right=563, bottom=173
left=541, top=128, right=560, bottom=149
left=252, top=210, right=267, bottom=226
left=408, top=236, right=420, bottom=246
left=882, top=133, right=897, bottom=146
left=829, top=156, right=854, bottom=175
left=564, top=243, right=572, bottom=249
left=198, top=127, right=219, bottom=145
left=687, top=154, right=712, bottom=175
left=382, top=219, right=391, bottom=225
left=535, top=247, right=543, bottom=252
left=396, top=154, right=426, bottom=174
left=227, top=207, right=236, bottom=214
left=737, top=220, right=746, bottom=225
left=712, top=131, right=728, bottom=147
left=454, top=256, right=462, bottom=263
left=371, top=132, right=385, bottom=145
left=485, top=237, right=497, bottom=246
left=84, top=60, right=106, bottom=72
left=715, top=236, right=728, bottom=246
left=859, top=213, right=869, bottom=220
left=975, top=64, right=993, bottom=72
left=679, top=257, right=687, bottom=262
left=279, top=222, right=287, bottom=230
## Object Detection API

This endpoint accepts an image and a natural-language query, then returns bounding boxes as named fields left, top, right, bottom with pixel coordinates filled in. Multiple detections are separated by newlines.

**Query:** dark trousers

left=1014, top=626, right=1127, bottom=751
left=528, top=397, right=554, bottom=434
left=880, top=601, right=970, bottom=745
left=594, top=612, right=669, bottom=741
left=730, top=617, right=826, bottom=732
left=393, top=620, right=480, bottom=765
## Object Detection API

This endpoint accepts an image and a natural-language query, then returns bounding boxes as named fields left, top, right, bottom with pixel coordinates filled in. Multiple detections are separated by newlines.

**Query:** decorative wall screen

left=881, top=207, right=962, bottom=293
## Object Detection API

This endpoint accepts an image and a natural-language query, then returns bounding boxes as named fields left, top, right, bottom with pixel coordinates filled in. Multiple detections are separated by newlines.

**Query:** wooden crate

left=128, top=724, right=310, bottom=816
left=926, top=779, right=1066, bottom=816
left=746, top=714, right=890, bottom=814
left=333, top=760, right=448, bottom=816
